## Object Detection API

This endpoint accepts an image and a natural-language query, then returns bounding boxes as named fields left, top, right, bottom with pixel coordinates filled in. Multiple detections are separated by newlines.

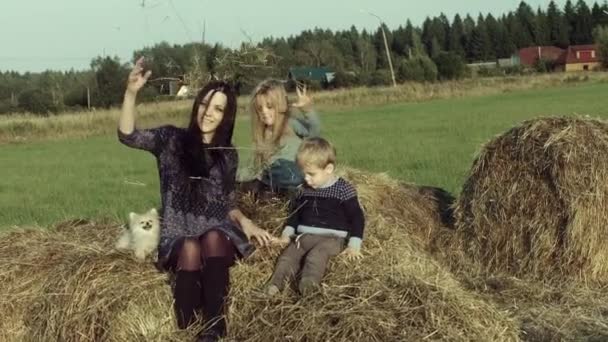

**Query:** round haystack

left=0, top=168, right=518, bottom=341
left=454, top=117, right=608, bottom=282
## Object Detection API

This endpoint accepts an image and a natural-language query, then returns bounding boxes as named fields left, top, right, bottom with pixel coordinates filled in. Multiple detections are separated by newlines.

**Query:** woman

left=118, top=57, right=273, bottom=341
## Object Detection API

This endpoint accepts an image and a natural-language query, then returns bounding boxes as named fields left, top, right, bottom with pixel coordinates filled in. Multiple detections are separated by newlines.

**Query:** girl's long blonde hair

left=250, top=79, right=293, bottom=168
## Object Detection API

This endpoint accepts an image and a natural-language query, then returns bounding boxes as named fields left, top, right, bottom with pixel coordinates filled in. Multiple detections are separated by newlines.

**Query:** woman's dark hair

left=181, top=81, right=237, bottom=189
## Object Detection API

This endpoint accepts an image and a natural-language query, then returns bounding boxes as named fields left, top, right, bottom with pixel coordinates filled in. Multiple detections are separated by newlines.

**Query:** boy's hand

left=277, top=236, right=291, bottom=246
left=340, top=247, right=363, bottom=261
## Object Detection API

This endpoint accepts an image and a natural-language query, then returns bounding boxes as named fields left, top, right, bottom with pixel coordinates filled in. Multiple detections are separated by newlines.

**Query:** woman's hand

left=291, top=84, right=313, bottom=113
left=126, top=57, right=152, bottom=95
left=240, top=218, right=274, bottom=247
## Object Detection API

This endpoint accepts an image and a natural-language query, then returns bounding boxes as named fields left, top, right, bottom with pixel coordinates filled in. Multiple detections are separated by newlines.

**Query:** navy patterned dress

left=118, top=126, right=254, bottom=264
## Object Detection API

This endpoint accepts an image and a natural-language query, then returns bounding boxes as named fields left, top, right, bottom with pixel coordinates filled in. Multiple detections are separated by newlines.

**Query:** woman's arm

left=228, top=208, right=274, bottom=246
left=119, top=57, right=151, bottom=135
left=225, top=149, right=274, bottom=246
left=117, top=57, right=172, bottom=154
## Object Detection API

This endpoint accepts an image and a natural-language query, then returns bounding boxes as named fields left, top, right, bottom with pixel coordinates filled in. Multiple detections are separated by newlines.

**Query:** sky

left=0, top=0, right=593, bottom=73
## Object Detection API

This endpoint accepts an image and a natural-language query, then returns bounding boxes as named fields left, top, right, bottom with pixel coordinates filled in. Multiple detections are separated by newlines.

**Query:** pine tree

left=547, top=1, right=570, bottom=47
left=573, top=0, right=594, bottom=44
left=535, top=7, right=551, bottom=45
left=516, top=1, right=536, bottom=47
left=497, top=15, right=517, bottom=57
left=391, top=25, right=409, bottom=57
left=468, top=15, right=491, bottom=61
left=437, top=13, right=451, bottom=51
left=463, top=15, right=476, bottom=57
left=403, top=21, right=415, bottom=57
left=449, top=14, right=466, bottom=57
left=592, top=2, right=605, bottom=26
left=564, top=0, right=577, bottom=43
left=485, top=14, right=501, bottom=59
left=421, top=17, right=434, bottom=56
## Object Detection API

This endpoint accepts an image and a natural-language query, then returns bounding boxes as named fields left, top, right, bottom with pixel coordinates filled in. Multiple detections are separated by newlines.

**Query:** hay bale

left=462, top=275, right=608, bottom=341
left=454, top=117, right=608, bottom=282
left=0, top=222, right=190, bottom=342
left=231, top=168, right=518, bottom=341
left=0, top=168, right=518, bottom=341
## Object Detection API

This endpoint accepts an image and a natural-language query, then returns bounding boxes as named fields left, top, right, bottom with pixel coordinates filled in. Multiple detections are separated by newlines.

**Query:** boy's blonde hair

left=296, top=137, right=336, bottom=169
left=250, top=79, right=293, bottom=168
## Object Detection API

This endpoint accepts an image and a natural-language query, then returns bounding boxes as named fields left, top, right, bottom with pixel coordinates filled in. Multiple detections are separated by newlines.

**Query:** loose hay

left=0, top=222, right=189, bottom=342
left=454, top=117, right=608, bottom=282
left=461, top=275, right=608, bottom=341
left=0, top=168, right=518, bottom=341
left=231, top=168, right=517, bottom=341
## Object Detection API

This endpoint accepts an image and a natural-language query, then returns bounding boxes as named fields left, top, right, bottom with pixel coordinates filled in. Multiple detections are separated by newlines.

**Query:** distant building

left=149, top=76, right=185, bottom=96
left=287, top=67, right=335, bottom=84
left=563, top=44, right=600, bottom=71
left=466, top=61, right=498, bottom=69
left=498, top=55, right=521, bottom=68
left=517, top=44, right=600, bottom=71
left=176, top=85, right=190, bottom=98
left=518, top=46, right=565, bottom=68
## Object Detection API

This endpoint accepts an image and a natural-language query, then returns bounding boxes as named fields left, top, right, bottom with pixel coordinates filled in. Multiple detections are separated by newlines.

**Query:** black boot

left=173, top=270, right=202, bottom=329
left=199, top=257, right=230, bottom=340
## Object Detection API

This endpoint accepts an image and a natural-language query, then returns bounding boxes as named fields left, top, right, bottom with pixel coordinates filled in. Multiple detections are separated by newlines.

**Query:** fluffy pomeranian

left=115, top=208, right=160, bottom=261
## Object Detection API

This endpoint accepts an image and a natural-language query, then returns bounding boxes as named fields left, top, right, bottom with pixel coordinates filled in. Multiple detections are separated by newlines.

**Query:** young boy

left=266, top=137, right=365, bottom=295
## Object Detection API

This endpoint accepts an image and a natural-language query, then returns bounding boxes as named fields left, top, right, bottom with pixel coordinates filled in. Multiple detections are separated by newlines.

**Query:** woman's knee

left=200, top=230, right=234, bottom=259
left=200, top=230, right=224, bottom=246
left=177, top=238, right=203, bottom=270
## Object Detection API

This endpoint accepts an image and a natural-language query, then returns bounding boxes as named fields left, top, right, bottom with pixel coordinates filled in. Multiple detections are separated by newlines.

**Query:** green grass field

left=2, top=80, right=608, bottom=228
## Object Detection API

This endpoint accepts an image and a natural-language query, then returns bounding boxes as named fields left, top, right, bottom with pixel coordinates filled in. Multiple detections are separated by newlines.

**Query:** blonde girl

left=240, top=79, right=321, bottom=195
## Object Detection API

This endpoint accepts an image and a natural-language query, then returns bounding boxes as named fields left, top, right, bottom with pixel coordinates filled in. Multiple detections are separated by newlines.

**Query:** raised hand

left=126, top=57, right=152, bottom=95
left=291, top=84, right=313, bottom=113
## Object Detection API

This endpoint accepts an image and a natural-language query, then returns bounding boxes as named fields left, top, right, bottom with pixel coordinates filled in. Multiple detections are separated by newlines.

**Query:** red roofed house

left=518, top=46, right=565, bottom=69
left=563, top=44, right=600, bottom=71
left=517, top=45, right=600, bottom=72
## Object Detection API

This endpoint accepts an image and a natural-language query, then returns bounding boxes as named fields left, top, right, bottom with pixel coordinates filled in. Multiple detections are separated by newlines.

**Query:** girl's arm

left=290, top=84, right=321, bottom=138
left=291, top=111, right=321, bottom=138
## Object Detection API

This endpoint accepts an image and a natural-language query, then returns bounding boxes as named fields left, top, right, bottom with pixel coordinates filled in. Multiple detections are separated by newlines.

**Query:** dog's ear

left=129, top=212, right=137, bottom=222
left=149, top=208, right=158, bottom=215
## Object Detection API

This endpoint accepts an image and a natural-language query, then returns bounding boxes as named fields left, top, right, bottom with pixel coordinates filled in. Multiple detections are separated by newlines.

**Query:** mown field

left=1, top=75, right=608, bottom=228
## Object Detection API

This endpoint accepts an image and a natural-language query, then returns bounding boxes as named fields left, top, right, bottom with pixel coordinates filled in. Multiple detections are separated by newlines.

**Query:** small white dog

left=116, top=208, right=160, bottom=261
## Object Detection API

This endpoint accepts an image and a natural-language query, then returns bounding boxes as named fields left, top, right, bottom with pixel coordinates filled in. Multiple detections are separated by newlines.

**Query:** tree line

left=2, top=0, right=608, bottom=115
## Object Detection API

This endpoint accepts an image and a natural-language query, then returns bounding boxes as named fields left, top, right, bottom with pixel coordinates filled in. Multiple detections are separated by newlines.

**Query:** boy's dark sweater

left=285, top=177, right=365, bottom=245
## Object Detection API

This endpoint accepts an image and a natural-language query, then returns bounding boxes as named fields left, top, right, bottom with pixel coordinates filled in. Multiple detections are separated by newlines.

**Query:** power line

left=168, top=0, right=194, bottom=41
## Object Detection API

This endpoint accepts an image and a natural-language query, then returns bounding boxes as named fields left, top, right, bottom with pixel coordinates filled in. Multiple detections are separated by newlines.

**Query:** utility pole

left=86, top=86, right=91, bottom=111
left=361, top=10, right=397, bottom=87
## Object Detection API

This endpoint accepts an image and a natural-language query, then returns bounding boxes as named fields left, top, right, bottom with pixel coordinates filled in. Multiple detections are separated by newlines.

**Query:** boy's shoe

left=265, top=284, right=280, bottom=296
left=298, top=278, right=318, bottom=296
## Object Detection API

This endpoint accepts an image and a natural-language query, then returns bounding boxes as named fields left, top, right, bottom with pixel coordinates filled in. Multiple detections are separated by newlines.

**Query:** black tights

left=172, top=230, right=234, bottom=338
left=176, top=230, right=235, bottom=271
